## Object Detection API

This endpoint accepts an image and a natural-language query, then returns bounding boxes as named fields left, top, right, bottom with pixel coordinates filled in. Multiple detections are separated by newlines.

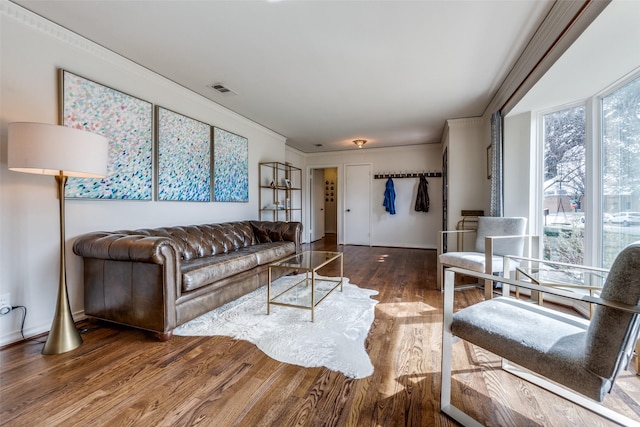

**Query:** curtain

left=490, top=111, right=504, bottom=217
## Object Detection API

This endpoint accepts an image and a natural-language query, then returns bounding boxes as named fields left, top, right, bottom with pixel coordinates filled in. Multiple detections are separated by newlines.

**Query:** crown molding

left=304, top=142, right=439, bottom=157
left=285, top=145, right=306, bottom=157
left=446, top=117, right=485, bottom=128
left=1, top=0, right=286, bottom=142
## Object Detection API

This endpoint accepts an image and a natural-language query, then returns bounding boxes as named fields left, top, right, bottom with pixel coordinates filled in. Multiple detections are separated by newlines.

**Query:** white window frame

left=536, top=100, right=588, bottom=263
left=534, top=67, right=640, bottom=269
left=595, top=69, right=640, bottom=267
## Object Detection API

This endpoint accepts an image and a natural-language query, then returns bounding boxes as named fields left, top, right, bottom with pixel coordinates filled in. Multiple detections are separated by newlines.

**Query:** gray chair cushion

left=438, top=252, right=516, bottom=273
left=475, top=216, right=527, bottom=256
left=585, top=242, right=640, bottom=379
left=452, top=241, right=640, bottom=402
left=439, top=216, right=526, bottom=274
left=452, top=297, right=611, bottom=401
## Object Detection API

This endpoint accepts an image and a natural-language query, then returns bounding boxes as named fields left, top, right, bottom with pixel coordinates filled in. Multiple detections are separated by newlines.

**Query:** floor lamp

left=8, top=122, right=108, bottom=355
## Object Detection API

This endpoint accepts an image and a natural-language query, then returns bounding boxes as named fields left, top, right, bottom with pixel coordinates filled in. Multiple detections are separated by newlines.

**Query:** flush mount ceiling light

left=353, top=139, right=367, bottom=149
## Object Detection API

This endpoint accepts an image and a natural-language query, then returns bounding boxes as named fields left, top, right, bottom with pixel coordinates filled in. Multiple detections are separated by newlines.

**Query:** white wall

left=285, top=147, right=306, bottom=170
left=304, top=144, right=443, bottom=249
left=503, top=112, right=537, bottom=232
left=442, top=118, right=488, bottom=232
left=0, top=4, right=287, bottom=345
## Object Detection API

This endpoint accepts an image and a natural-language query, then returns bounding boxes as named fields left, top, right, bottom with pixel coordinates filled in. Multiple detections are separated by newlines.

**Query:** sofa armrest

left=72, top=232, right=179, bottom=264
left=73, top=231, right=181, bottom=335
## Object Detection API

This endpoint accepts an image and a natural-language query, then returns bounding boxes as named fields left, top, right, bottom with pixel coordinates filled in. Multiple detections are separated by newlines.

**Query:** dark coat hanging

left=415, top=175, right=430, bottom=212
left=383, top=177, right=396, bottom=215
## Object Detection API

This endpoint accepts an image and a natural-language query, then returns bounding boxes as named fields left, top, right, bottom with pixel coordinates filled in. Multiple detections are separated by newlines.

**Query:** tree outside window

left=543, top=105, right=586, bottom=264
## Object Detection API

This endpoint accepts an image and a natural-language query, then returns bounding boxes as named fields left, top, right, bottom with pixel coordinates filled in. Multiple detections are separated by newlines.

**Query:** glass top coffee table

left=267, top=251, right=343, bottom=322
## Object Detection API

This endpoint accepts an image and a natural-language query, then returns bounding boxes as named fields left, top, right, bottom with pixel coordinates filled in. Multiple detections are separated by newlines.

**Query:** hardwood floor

left=1, top=235, right=639, bottom=426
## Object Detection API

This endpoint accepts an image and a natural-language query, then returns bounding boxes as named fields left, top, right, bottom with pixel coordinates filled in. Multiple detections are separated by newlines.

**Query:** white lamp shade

left=8, top=122, right=109, bottom=178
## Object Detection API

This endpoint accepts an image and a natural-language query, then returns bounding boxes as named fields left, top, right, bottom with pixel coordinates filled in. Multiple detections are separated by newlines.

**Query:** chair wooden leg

left=484, top=278, right=493, bottom=300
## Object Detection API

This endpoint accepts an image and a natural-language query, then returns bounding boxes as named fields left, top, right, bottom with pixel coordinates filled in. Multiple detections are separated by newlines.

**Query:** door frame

left=310, top=168, right=325, bottom=242
left=306, top=164, right=340, bottom=243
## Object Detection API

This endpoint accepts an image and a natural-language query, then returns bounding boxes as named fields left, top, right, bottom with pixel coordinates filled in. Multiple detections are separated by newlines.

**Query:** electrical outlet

left=0, top=293, right=11, bottom=316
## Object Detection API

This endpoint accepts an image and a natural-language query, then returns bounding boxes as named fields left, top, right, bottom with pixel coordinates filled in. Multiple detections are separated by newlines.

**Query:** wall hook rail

left=374, top=171, right=442, bottom=179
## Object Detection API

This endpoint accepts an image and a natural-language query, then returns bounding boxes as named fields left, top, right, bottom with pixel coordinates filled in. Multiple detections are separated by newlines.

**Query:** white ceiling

left=13, top=0, right=554, bottom=153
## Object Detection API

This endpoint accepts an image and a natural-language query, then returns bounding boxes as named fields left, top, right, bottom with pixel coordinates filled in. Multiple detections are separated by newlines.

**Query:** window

left=601, top=75, right=640, bottom=267
left=537, top=73, right=640, bottom=268
left=542, top=105, right=586, bottom=264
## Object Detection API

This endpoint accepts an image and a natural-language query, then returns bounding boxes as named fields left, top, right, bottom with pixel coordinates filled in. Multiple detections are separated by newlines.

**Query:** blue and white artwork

left=213, top=127, right=248, bottom=202
left=62, top=70, right=153, bottom=199
left=157, top=107, right=211, bottom=201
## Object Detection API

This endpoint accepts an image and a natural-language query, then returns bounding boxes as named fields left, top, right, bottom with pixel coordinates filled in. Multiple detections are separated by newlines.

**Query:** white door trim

left=306, top=164, right=340, bottom=243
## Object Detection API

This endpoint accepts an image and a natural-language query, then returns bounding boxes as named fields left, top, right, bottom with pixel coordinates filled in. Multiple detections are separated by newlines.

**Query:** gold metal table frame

left=267, top=251, right=343, bottom=322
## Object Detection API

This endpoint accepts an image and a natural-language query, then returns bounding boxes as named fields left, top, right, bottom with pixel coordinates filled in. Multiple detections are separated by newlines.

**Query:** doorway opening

left=310, top=167, right=338, bottom=243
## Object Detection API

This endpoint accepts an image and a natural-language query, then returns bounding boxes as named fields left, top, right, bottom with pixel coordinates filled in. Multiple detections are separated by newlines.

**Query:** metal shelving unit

left=259, top=162, right=302, bottom=222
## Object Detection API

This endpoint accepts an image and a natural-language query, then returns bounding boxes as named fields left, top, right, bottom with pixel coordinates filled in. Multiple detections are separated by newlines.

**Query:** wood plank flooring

left=1, top=235, right=639, bottom=426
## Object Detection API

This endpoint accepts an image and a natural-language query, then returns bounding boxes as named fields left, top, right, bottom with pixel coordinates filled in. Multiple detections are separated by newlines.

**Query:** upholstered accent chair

left=441, top=242, right=640, bottom=426
left=438, top=216, right=529, bottom=299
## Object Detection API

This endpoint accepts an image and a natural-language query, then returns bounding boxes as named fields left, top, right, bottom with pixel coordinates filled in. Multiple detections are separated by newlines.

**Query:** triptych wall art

left=60, top=69, right=249, bottom=202
left=157, top=107, right=211, bottom=202
left=213, top=127, right=248, bottom=202
left=62, top=70, right=153, bottom=200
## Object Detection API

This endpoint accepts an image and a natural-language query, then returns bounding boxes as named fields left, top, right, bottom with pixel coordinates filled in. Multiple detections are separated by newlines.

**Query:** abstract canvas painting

left=157, top=107, right=211, bottom=201
left=213, top=127, right=248, bottom=202
left=61, top=70, right=153, bottom=199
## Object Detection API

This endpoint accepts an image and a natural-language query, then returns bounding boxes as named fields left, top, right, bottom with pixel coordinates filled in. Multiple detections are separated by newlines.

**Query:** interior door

left=344, top=164, right=371, bottom=245
left=311, top=168, right=325, bottom=242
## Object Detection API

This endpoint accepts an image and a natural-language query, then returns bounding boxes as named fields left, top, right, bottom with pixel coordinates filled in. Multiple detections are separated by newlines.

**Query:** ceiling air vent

left=208, top=83, right=237, bottom=95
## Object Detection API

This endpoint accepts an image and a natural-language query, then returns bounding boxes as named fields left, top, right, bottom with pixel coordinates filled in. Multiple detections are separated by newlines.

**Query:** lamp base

left=41, top=297, right=82, bottom=355
left=42, top=174, right=83, bottom=355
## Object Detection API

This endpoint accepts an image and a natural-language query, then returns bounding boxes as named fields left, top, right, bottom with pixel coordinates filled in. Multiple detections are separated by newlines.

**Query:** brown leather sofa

left=73, top=220, right=302, bottom=339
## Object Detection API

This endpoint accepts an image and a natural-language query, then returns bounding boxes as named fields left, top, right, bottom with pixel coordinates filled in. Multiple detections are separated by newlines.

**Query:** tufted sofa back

left=116, top=221, right=257, bottom=261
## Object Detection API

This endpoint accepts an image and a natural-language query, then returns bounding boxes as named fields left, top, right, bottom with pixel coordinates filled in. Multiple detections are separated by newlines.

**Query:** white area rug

left=174, top=275, right=379, bottom=379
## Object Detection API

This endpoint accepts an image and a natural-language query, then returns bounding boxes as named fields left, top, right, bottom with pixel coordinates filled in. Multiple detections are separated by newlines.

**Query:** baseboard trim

left=0, top=310, right=86, bottom=348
